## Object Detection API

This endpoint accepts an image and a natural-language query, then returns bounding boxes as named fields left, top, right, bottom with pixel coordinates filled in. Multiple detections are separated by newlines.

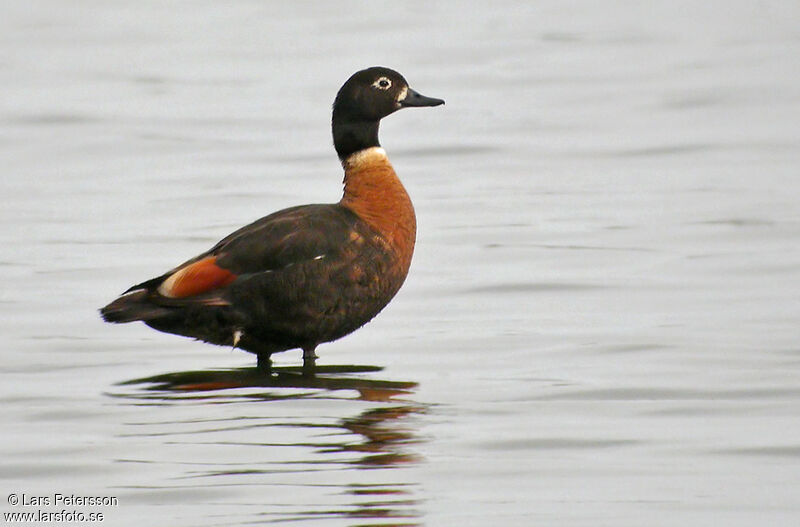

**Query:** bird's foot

left=302, top=348, right=318, bottom=377
left=257, top=353, right=273, bottom=375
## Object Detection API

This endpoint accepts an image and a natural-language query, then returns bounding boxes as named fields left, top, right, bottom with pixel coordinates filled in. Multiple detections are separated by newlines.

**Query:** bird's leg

left=302, top=347, right=318, bottom=377
left=257, top=353, right=272, bottom=375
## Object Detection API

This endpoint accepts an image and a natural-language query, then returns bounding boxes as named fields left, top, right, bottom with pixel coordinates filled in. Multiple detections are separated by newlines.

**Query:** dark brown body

left=101, top=148, right=415, bottom=365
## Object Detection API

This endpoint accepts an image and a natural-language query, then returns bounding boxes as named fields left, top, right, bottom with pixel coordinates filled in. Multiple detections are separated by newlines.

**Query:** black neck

left=332, top=111, right=380, bottom=160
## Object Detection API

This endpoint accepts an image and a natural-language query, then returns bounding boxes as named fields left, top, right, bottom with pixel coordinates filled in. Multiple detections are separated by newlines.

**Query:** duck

left=100, top=66, right=444, bottom=374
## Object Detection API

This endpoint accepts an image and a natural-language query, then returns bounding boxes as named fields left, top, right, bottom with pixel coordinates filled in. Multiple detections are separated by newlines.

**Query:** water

left=2, top=1, right=800, bottom=525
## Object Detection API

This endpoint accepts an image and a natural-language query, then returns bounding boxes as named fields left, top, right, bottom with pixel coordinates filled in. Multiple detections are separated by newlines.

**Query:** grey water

left=2, top=1, right=800, bottom=525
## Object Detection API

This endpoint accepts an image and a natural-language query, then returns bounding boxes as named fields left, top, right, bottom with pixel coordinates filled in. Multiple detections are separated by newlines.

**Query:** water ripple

left=107, top=365, right=426, bottom=525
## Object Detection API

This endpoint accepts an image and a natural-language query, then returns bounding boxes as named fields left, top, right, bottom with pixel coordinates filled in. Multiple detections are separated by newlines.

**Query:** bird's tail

left=100, top=290, right=172, bottom=323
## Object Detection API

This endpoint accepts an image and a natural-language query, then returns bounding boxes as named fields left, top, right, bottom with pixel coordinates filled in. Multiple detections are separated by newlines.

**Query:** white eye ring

left=372, top=77, right=392, bottom=90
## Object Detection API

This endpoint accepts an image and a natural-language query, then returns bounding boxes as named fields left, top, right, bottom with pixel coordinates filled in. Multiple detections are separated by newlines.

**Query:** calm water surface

left=2, top=1, right=800, bottom=525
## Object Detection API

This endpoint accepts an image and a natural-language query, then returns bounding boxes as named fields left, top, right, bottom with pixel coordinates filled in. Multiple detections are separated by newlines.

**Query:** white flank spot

left=313, top=254, right=326, bottom=260
left=232, top=329, right=243, bottom=348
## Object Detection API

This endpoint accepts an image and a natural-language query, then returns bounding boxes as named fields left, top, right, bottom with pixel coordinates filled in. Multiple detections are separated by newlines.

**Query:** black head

left=332, top=67, right=444, bottom=159
left=334, top=67, right=444, bottom=121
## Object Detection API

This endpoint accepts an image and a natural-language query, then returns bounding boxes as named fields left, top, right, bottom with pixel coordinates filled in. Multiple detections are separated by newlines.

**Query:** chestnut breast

left=338, top=147, right=416, bottom=281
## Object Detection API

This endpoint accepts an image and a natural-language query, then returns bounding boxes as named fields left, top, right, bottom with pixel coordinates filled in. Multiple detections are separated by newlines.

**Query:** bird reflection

left=116, top=364, right=415, bottom=402
left=112, top=365, right=425, bottom=525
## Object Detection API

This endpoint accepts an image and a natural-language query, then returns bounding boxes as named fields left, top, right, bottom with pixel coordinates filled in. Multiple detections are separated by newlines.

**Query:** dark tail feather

left=100, top=290, right=172, bottom=323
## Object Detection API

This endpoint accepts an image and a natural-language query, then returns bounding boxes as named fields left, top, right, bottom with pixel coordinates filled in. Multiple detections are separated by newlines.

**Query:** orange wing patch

left=157, top=256, right=237, bottom=298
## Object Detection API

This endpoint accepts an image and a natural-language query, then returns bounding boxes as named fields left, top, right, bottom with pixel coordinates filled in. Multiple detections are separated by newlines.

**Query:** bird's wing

left=126, top=204, right=359, bottom=301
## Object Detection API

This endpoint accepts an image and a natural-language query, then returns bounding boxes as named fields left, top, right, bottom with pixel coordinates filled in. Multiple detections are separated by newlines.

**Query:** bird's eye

left=372, top=77, right=392, bottom=90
